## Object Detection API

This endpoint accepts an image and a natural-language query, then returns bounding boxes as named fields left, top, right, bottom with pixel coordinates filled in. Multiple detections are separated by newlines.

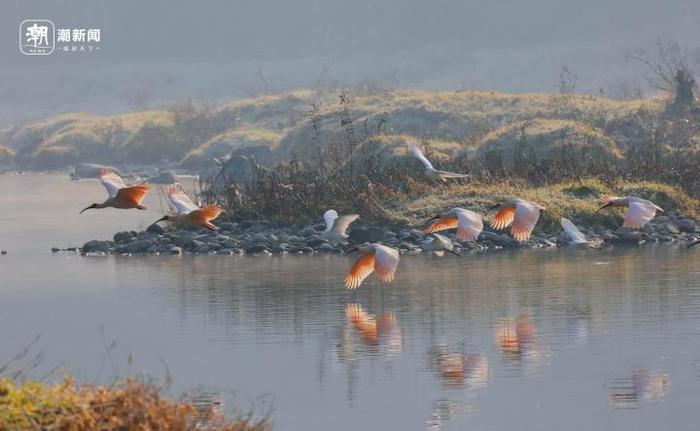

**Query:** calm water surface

left=1, top=174, right=700, bottom=430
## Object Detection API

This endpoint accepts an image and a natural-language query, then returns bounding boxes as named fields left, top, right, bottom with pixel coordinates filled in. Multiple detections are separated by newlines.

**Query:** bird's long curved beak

left=596, top=202, right=612, bottom=212
left=345, top=247, right=359, bottom=256
left=79, top=205, right=92, bottom=215
left=154, top=216, right=168, bottom=224
left=489, top=203, right=501, bottom=210
left=427, top=214, right=441, bottom=221
left=688, top=240, right=700, bottom=249
left=446, top=249, right=462, bottom=257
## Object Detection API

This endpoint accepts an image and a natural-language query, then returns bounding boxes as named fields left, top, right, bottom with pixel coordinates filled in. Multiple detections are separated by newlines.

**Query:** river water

left=1, top=174, right=699, bottom=430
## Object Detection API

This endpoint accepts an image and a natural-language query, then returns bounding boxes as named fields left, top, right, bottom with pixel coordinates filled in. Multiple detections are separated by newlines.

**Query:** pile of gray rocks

left=55, top=215, right=699, bottom=257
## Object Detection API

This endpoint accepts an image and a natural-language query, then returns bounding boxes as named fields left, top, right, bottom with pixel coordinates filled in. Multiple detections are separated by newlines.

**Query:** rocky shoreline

left=53, top=215, right=700, bottom=257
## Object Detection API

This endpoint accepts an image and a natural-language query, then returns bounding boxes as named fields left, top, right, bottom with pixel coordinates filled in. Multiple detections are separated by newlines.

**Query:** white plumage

left=409, top=144, right=469, bottom=182
left=322, top=209, right=359, bottom=243
left=561, top=217, right=589, bottom=245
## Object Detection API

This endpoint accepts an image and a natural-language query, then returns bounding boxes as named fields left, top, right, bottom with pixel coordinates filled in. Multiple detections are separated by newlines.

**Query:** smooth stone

left=676, top=218, right=697, bottom=233
left=219, top=222, right=237, bottom=231
left=478, top=231, right=516, bottom=247
left=113, top=231, right=133, bottom=243
left=221, top=239, right=239, bottom=248
left=245, top=244, right=269, bottom=254
left=146, top=224, right=165, bottom=235
left=290, top=246, right=314, bottom=254
left=82, top=240, right=111, bottom=253
left=307, top=238, right=328, bottom=248
left=348, top=227, right=383, bottom=244
left=195, top=245, right=210, bottom=254
left=119, top=239, right=154, bottom=253
left=299, top=226, right=317, bottom=237
left=317, top=243, right=335, bottom=253
left=612, top=229, right=642, bottom=243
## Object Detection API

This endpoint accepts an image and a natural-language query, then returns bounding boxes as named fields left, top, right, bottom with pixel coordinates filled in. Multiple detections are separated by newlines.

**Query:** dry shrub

left=0, top=377, right=270, bottom=431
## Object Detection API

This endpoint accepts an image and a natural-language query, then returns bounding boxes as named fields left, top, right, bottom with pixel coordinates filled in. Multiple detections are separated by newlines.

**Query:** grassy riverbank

left=0, top=377, right=269, bottom=430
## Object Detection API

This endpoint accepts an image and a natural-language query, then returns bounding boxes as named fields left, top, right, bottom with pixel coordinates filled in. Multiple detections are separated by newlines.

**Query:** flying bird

left=424, top=207, right=483, bottom=241
left=80, top=169, right=150, bottom=214
left=344, top=243, right=400, bottom=289
left=409, top=143, right=469, bottom=182
left=561, top=217, right=601, bottom=247
left=597, top=196, right=663, bottom=229
left=420, top=233, right=461, bottom=256
left=490, top=198, right=545, bottom=242
left=321, top=209, right=360, bottom=243
left=153, top=185, right=223, bottom=230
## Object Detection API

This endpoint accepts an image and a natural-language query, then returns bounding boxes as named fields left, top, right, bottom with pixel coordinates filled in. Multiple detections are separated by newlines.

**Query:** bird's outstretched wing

left=188, top=205, right=223, bottom=223
left=99, top=168, right=127, bottom=198
left=455, top=209, right=483, bottom=241
left=511, top=201, right=541, bottom=242
left=491, top=206, right=515, bottom=230
left=561, top=217, right=588, bottom=244
left=323, top=209, right=339, bottom=233
left=373, top=244, right=400, bottom=284
left=345, top=252, right=376, bottom=289
left=166, top=185, right=200, bottom=215
left=623, top=199, right=659, bottom=229
left=332, top=214, right=360, bottom=236
left=115, top=185, right=150, bottom=206
left=409, top=144, right=434, bottom=170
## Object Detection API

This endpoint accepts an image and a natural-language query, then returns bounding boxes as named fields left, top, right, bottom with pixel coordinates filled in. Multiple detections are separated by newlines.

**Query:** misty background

left=2, top=0, right=700, bottom=126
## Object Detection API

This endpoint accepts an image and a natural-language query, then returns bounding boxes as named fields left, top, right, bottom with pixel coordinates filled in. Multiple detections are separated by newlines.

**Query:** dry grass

left=390, top=179, right=699, bottom=233
left=0, top=377, right=270, bottom=430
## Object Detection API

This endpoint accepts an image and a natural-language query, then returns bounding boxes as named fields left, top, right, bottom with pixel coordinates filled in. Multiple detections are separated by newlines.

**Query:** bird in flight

left=424, top=207, right=483, bottom=241
left=420, top=233, right=462, bottom=256
left=344, top=243, right=400, bottom=289
left=597, top=195, right=663, bottom=229
left=490, top=198, right=545, bottom=242
left=153, top=185, right=223, bottom=230
left=80, top=169, right=150, bottom=214
left=321, top=209, right=360, bottom=243
left=409, top=144, right=469, bottom=182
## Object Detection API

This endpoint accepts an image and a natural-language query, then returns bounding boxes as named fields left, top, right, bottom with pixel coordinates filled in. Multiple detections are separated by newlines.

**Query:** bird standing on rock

left=490, top=198, right=545, bottom=242
left=420, top=233, right=461, bottom=256
left=597, top=195, right=663, bottom=229
left=424, top=207, right=483, bottom=241
left=561, top=217, right=602, bottom=248
left=409, top=143, right=469, bottom=182
left=80, top=169, right=150, bottom=214
left=345, top=243, right=400, bottom=289
left=321, top=209, right=359, bottom=244
left=153, top=185, right=222, bottom=231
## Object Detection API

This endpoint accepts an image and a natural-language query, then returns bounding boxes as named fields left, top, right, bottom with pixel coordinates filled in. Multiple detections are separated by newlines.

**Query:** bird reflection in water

left=609, top=369, right=668, bottom=409
left=431, top=345, right=488, bottom=390
left=495, top=315, right=545, bottom=373
left=339, top=304, right=402, bottom=358
left=424, top=398, right=475, bottom=431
